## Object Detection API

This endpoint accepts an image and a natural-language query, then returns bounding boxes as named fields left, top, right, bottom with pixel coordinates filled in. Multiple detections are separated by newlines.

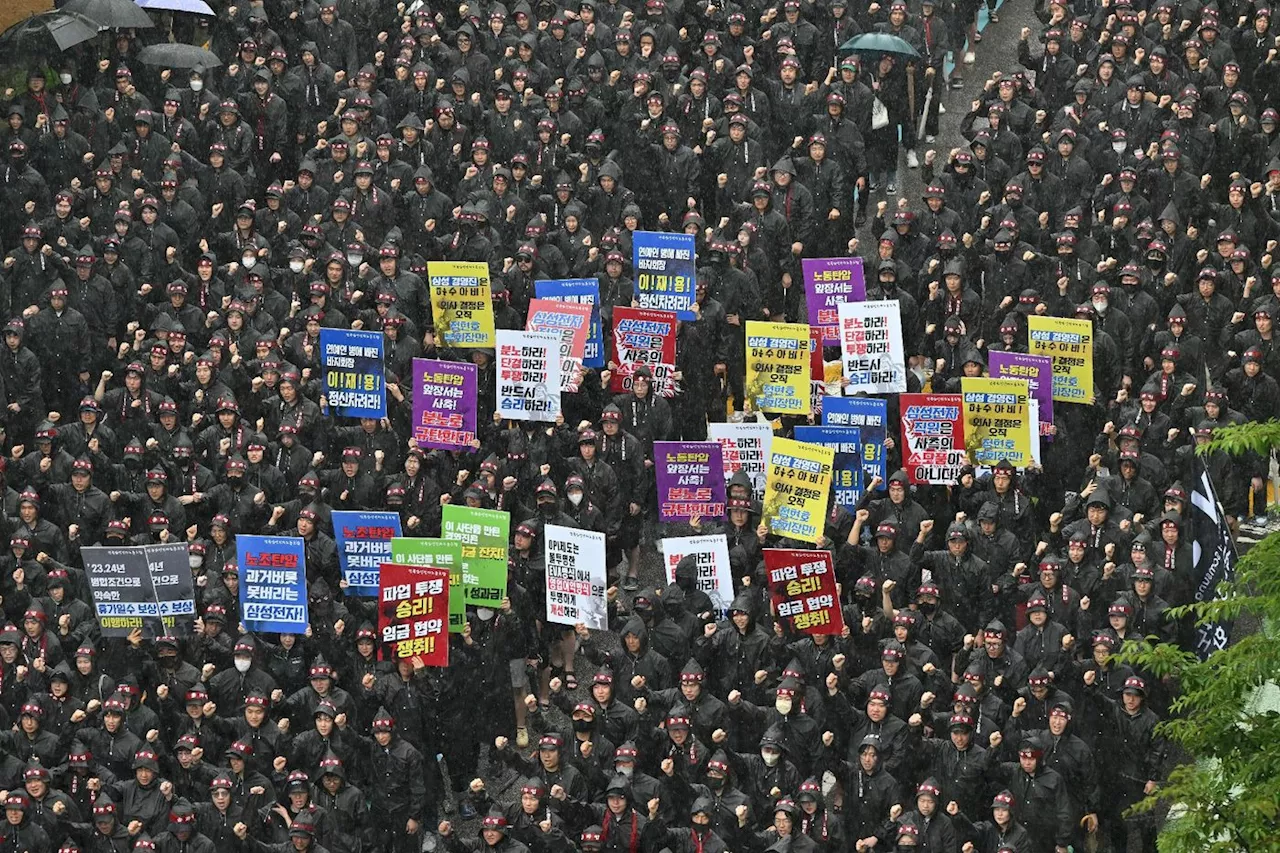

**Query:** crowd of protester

left=2, top=0, right=1279, bottom=850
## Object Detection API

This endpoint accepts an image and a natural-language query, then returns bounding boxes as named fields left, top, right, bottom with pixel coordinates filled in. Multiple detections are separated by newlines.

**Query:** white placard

left=544, top=525, right=607, bottom=629
left=837, top=299, right=907, bottom=394
left=496, top=330, right=563, bottom=422
left=708, top=422, right=774, bottom=502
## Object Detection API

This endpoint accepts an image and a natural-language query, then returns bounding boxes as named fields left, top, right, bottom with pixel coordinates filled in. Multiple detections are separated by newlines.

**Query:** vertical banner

left=633, top=231, right=696, bottom=319
left=803, top=257, right=866, bottom=343
left=762, top=437, right=835, bottom=544
left=660, top=535, right=734, bottom=617
left=822, top=397, right=888, bottom=482
left=1027, top=316, right=1094, bottom=403
left=837, top=299, right=907, bottom=394
left=901, top=393, right=968, bottom=485
left=989, top=351, right=1055, bottom=436
left=745, top=321, right=812, bottom=415
left=764, top=549, right=844, bottom=635
left=237, top=536, right=309, bottom=633
left=84, top=546, right=161, bottom=638
left=961, top=378, right=1034, bottom=468
left=428, top=261, right=496, bottom=347
left=544, top=525, right=608, bottom=629
left=319, top=328, right=386, bottom=418
left=1190, top=456, right=1238, bottom=659
left=391, top=538, right=465, bottom=633
left=536, top=279, right=605, bottom=368
left=145, top=543, right=196, bottom=637
left=333, top=511, right=403, bottom=597
left=654, top=441, right=727, bottom=522
left=496, top=330, right=563, bottom=422
left=795, top=426, right=864, bottom=507
left=378, top=564, right=450, bottom=666
left=610, top=306, right=677, bottom=397
left=527, top=298, right=593, bottom=392
left=708, top=422, right=773, bottom=502
left=411, top=359, right=478, bottom=450
left=441, top=505, right=509, bottom=605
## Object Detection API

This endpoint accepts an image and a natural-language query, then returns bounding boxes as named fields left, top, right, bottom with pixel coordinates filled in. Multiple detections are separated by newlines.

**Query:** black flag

left=1189, top=455, right=1238, bottom=659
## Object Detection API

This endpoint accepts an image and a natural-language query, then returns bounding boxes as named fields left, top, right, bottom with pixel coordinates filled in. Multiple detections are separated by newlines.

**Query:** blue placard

left=332, top=510, right=403, bottom=597
left=822, top=397, right=888, bottom=483
left=536, top=278, right=605, bottom=368
left=238, top=535, right=309, bottom=632
left=633, top=231, right=696, bottom=319
left=795, top=426, right=864, bottom=508
left=319, top=328, right=387, bottom=418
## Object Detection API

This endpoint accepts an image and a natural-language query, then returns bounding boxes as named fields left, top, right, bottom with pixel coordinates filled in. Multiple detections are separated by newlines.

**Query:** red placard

left=378, top=564, right=450, bottom=667
left=609, top=306, right=677, bottom=397
left=900, top=393, right=967, bottom=485
left=763, top=549, right=844, bottom=635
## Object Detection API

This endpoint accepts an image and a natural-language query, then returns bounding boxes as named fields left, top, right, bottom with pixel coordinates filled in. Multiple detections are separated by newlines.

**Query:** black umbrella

left=64, top=0, right=155, bottom=29
left=136, top=42, right=222, bottom=69
left=0, top=10, right=101, bottom=54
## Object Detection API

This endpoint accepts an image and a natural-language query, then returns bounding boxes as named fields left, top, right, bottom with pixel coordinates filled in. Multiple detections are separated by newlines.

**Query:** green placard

left=440, top=505, right=510, bottom=606
left=390, top=538, right=465, bottom=633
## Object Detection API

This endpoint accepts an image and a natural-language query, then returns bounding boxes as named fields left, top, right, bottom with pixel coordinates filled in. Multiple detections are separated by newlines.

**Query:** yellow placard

left=428, top=262, right=496, bottom=348
left=746, top=321, right=812, bottom=415
left=1027, top=316, right=1093, bottom=404
left=762, top=437, right=835, bottom=544
left=961, top=378, right=1033, bottom=469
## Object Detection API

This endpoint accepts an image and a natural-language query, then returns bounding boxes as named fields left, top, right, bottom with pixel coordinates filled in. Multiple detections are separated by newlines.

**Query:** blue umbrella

left=136, top=0, right=216, bottom=15
left=839, top=33, right=920, bottom=60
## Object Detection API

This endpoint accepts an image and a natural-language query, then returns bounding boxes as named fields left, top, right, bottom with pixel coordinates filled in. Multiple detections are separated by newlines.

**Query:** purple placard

left=654, top=441, right=727, bottom=523
left=988, top=352, right=1054, bottom=437
left=804, top=257, right=866, bottom=343
left=412, top=359, right=478, bottom=450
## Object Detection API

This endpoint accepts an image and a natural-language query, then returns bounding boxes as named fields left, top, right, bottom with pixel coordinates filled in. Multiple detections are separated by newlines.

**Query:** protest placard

left=379, top=564, right=449, bottom=666
left=84, top=546, right=162, bottom=638
left=901, top=393, right=968, bottom=485
left=961, top=378, right=1034, bottom=468
left=762, top=437, right=835, bottom=544
left=708, top=422, right=773, bottom=502
left=527, top=298, right=593, bottom=391
left=441, top=505, right=509, bottom=605
left=989, top=351, right=1055, bottom=436
left=391, top=538, right=465, bottom=632
left=536, top=279, right=605, bottom=368
left=634, top=231, right=696, bottom=318
left=610, top=306, right=677, bottom=397
left=333, top=511, right=403, bottom=597
left=238, top=536, right=309, bottom=632
left=544, top=525, right=607, bottom=629
left=496, top=330, right=563, bottom=422
left=804, top=257, right=866, bottom=343
left=822, top=396, right=888, bottom=482
left=764, top=549, right=844, bottom=635
left=837, top=299, right=907, bottom=393
left=1027, top=315, right=1094, bottom=403
left=428, top=261, right=496, bottom=347
left=794, top=426, right=864, bottom=507
left=745, top=321, right=811, bottom=415
left=655, top=441, right=727, bottom=522
left=145, top=543, right=196, bottom=636
left=319, top=328, right=385, bottom=418
left=660, top=535, right=734, bottom=616
left=411, top=359, right=478, bottom=450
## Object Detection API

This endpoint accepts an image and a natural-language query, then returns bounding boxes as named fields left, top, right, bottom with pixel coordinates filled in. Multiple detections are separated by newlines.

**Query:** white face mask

left=476, top=607, right=495, bottom=621
left=1092, top=299, right=1109, bottom=314
left=241, top=256, right=257, bottom=270
left=60, top=73, right=73, bottom=85
left=616, top=764, right=634, bottom=778
left=190, top=80, right=204, bottom=92
left=189, top=556, right=204, bottom=569
left=347, top=253, right=362, bottom=267
left=1113, top=142, right=1126, bottom=153
left=234, top=658, right=252, bottom=673
left=761, top=749, right=780, bottom=767
left=289, top=260, right=305, bottom=273
left=568, top=492, right=584, bottom=506
left=775, top=697, right=793, bottom=716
